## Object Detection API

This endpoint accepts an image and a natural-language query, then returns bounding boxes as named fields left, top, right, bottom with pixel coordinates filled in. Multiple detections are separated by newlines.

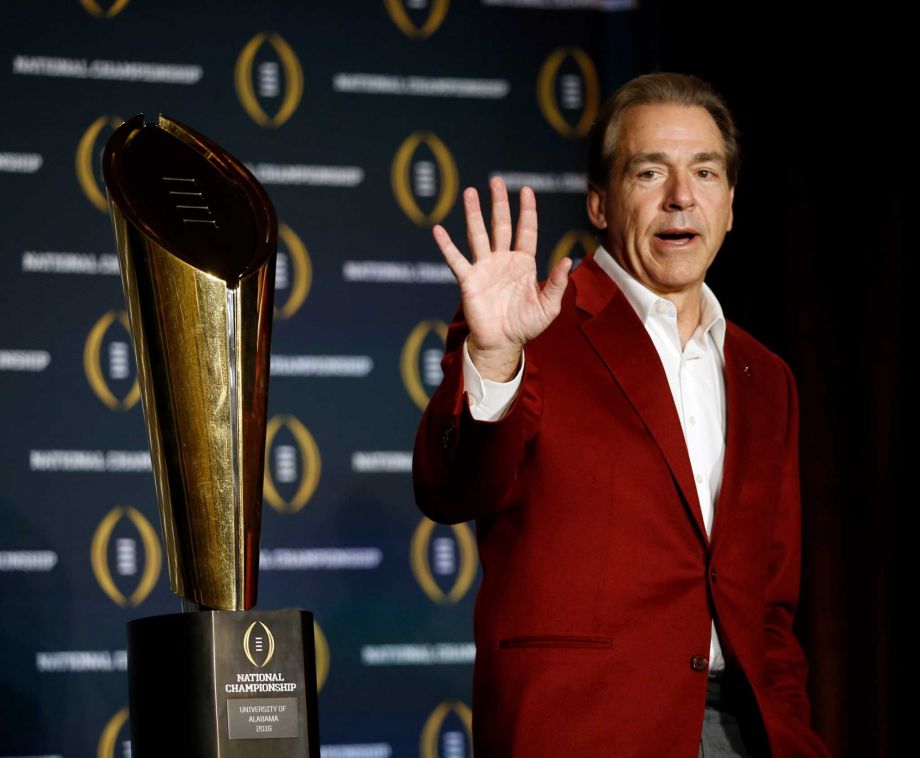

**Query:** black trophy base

left=127, top=608, right=320, bottom=757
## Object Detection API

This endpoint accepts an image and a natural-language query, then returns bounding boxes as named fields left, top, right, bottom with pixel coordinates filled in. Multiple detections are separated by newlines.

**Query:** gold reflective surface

left=104, top=114, right=276, bottom=610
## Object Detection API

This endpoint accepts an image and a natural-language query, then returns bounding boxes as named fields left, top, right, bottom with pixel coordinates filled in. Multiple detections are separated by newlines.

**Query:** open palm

left=433, top=177, right=572, bottom=380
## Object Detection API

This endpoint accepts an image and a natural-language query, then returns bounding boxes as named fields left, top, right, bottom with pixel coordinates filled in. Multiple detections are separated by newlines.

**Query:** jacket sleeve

left=762, top=358, right=818, bottom=729
left=412, top=307, right=543, bottom=525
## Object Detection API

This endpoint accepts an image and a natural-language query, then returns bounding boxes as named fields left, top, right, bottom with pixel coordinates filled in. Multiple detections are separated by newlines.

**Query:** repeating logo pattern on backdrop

left=77, top=115, right=123, bottom=212
left=537, top=48, right=599, bottom=138
left=91, top=506, right=162, bottom=608
left=314, top=619, right=330, bottom=692
left=410, top=518, right=477, bottom=604
left=97, top=707, right=131, bottom=758
left=84, top=310, right=140, bottom=411
left=420, top=700, right=473, bottom=758
left=275, top=223, right=313, bottom=320
left=391, top=133, right=458, bottom=226
left=550, top=229, right=597, bottom=272
left=235, top=33, right=304, bottom=127
left=385, top=0, right=450, bottom=38
left=4, top=2, right=630, bottom=751
left=401, top=319, right=448, bottom=411
left=80, top=0, right=130, bottom=18
left=263, top=415, right=321, bottom=514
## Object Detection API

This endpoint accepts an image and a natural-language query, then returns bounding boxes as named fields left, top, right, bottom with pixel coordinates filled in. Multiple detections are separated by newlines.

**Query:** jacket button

left=440, top=422, right=456, bottom=450
left=710, top=568, right=717, bottom=583
left=690, top=655, right=709, bottom=672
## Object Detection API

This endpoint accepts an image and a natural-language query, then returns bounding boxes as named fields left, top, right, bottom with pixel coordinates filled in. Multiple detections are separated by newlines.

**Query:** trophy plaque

left=102, top=114, right=319, bottom=756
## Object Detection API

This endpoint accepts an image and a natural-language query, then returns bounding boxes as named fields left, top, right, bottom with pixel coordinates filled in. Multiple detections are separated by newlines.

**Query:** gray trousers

left=698, top=671, right=771, bottom=758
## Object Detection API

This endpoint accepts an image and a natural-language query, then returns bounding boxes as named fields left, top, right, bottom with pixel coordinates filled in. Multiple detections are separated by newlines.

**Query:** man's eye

left=638, top=170, right=657, bottom=179
left=698, top=169, right=714, bottom=178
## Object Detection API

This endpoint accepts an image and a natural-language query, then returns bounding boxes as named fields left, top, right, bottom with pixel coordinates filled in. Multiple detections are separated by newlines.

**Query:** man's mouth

left=654, top=228, right=699, bottom=246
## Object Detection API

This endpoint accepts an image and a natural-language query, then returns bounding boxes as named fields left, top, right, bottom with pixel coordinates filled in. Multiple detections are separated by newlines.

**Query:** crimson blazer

left=413, top=253, right=830, bottom=757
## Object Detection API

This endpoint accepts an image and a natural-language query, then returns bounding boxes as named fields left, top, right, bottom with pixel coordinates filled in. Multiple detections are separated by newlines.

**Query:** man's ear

left=727, top=185, right=735, bottom=232
left=586, top=183, right=608, bottom=230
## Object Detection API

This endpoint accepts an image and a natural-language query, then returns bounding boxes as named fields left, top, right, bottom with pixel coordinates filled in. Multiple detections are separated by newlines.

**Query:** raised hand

left=433, top=176, right=572, bottom=382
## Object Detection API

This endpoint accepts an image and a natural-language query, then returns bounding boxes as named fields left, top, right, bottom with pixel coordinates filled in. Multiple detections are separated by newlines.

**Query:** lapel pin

left=743, top=364, right=752, bottom=378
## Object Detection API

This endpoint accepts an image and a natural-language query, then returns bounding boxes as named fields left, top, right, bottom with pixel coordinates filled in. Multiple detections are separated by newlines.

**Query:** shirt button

left=654, top=300, right=670, bottom=315
left=689, top=415, right=696, bottom=426
left=695, top=473, right=703, bottom=484
left=690, top=655, right=709, bottom=672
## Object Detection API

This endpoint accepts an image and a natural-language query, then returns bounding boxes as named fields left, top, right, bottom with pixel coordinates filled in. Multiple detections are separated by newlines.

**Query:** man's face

left=587, top=103, right=735, bottom=299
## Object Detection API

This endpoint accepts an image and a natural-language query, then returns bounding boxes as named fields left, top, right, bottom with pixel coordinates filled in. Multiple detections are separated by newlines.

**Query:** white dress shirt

left=462, top=244, right=728, bottom=672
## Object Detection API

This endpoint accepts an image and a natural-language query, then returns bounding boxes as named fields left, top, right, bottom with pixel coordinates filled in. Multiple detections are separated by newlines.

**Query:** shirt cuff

left=462, top=337, right=524, bottom=422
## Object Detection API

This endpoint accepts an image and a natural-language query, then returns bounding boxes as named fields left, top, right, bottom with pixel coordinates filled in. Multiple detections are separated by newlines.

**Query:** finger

left=433, top=224, right=471, bottom=281
left=539, top=256, right=572, bottom=314
left=463, top=187, right=491, bottom=262
left=490, top=176, right=512, bottom=252
left=513, top=186, right=538, bottom=257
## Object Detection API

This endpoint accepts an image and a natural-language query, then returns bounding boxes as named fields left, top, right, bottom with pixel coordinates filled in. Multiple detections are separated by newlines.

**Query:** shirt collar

left=591, top=244, right=726, bottom=358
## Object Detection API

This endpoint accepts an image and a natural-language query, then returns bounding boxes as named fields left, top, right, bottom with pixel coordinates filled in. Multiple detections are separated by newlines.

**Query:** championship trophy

left=102, top=114, right=320, bottom=756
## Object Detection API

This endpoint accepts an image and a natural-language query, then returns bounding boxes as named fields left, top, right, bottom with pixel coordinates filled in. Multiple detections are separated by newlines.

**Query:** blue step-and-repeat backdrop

left=0, top=1, right=642, bottom=754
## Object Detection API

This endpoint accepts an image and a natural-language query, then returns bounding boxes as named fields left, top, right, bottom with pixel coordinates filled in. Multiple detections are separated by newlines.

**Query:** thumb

left=540, top=256, right=572, bottom=312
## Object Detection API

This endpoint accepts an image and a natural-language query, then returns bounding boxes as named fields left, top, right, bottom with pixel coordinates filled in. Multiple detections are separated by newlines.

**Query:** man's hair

left=586, top=72, right=741, bottom=190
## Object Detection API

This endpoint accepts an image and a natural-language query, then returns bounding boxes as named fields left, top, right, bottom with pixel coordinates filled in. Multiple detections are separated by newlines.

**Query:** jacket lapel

left=572, top=254, right=710, bottom=548
left=708, top=324, right=759, bottom=550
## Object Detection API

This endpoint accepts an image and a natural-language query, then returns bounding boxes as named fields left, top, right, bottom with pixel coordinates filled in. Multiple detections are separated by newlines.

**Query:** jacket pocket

left=498, top=634, right=612, bottom=650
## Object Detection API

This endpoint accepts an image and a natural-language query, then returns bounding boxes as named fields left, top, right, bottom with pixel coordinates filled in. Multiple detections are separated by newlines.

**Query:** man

left=413, top=72, right=830, bottom=757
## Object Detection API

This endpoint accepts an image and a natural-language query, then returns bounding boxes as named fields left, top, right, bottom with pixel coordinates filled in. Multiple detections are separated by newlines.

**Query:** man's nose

left=663, top=171, right=695, bottom=211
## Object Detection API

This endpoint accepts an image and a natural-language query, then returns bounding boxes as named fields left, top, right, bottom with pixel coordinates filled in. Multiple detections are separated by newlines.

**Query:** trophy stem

left=180, top=598, right=214, bottom=613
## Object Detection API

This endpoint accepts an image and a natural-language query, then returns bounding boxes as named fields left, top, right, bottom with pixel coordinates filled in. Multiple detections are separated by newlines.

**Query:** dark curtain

left=635, top=4, right=902, bottom=755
